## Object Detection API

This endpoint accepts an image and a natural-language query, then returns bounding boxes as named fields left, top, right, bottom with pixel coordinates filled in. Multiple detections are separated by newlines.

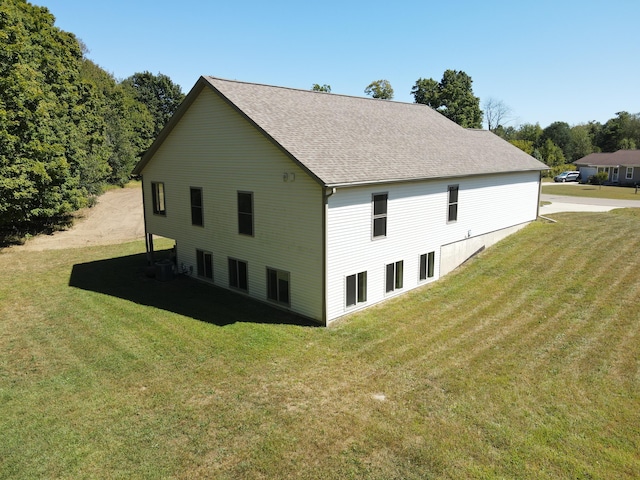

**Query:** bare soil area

left=9, top=186, right=145, bottom=252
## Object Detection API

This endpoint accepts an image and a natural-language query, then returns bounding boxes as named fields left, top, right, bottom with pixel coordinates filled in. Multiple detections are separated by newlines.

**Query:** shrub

left=590, top=171, right=609, bottom=185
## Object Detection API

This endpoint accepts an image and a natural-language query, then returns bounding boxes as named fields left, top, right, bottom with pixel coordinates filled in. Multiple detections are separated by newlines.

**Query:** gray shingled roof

left=575, top=150, right=640, bottom=167
left=135, top=76, right=547, bottom=185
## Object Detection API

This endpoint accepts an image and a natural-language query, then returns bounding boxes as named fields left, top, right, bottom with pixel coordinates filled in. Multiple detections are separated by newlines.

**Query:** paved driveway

left=540, top=188, right=640, bottom=214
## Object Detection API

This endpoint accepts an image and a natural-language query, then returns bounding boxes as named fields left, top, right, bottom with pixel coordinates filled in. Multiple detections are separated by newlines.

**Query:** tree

left=567, top=124, right=593, bottom=161
left=411, top=70, right=482, bottom=128
left=541, top=121, right=571, bottom=156
left=483, top=97, right=512, bottom=131
left=538, top=139, right=566, bottom=167
left=122, top=72, right=185, bottom=138
left=364, top=79, right=394, bottom=100
left=597, top=111, right=640, bottom=152
left=515, top=123, right=543, bottom=146
left=0, top=0, right=87, bottom=234
left=509, top=140, right=534, bottom=155
left=312, top=84, right=331, bottom=93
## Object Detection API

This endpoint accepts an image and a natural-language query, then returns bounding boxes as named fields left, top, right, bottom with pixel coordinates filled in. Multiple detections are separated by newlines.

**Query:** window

left=228, top=258, right=248, bottom=291
left=190, top=187, right=203, bottom=226
left=419, top=252, right=435, bottom=280
left=196, top=249, right=213, bottom=279
left=238, top=192, right=253, bottom=236
left=447, top=185, right=459, bottom=222
left=267, top=268, right=290, bottom=305
left=151, top=182, right=165, bottom=215
left=372, top=193, right=388, bottom=238
left=385, top=260, right=403, bottom=293
left=627, top=167, right=634, bottom=180
left=346, top=271, right=367, bottom=307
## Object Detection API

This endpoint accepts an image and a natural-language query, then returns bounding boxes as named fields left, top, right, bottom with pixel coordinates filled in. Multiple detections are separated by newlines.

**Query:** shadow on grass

left=69, top=250, right=319, bottom=327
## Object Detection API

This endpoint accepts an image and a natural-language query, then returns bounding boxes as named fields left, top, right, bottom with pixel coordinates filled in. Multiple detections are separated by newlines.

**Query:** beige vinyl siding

left=141, top=88, right=323, bottom=321
left=325, top=171, right=540, bottom=322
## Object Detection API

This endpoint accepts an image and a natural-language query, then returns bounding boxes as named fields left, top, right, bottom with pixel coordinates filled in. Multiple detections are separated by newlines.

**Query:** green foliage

left=590, top=171, right=609, bottom=185
left=541, top=121, right=571, bottom=154
left=538, top=138, right=566, bottom=167
left=0, top=2, right=174, bottom=238
left=411, top=70, right=482, bottom=128
left=549, top=163, right=577, bottom=179
left=598, top=111, right=640, bottom=152
left=364, top=79, right=394, bottom=99
left=509, top=139, right=534, bottom=155
left=311, top=83, right=331, bottom=93
left=0, top=0, right=86, bottom=233
left=122, top=71, right=185, bottom=138
left=567, top=124, right=593, bottom=161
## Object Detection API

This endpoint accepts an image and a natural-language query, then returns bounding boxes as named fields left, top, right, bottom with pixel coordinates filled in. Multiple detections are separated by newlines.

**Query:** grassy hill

left=1, top=210, right=639, bottom=479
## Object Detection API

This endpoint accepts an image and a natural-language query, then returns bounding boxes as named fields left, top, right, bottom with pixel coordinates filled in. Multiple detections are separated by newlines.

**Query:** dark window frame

left=419, top=252, right=435, bottom=281
left=372, top=193, right=388, bottom=238
left=196, top=249, right=213, bottom=279
left=237, top=191, right=254, bottom=236
left=190, top=187, right=204, bottom=226
left=385, top=260, right=403, bottom=293
left=228, top=257, right=248, bottom=291
left=346, top=271, right=367, bottom=307
left=266, top=267, right=290, bottom=306
left=447, top=185, right=459, bottom=223
left=151, top=182, right=166, bottom=216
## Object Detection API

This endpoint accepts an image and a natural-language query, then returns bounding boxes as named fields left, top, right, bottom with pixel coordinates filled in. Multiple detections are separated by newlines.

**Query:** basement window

left=196, top=249, right=213, bottom=279
left=346, top=271, right=367, bottom=307
left=267, top=268, right=290, bottom=306
left=419, top=252, right=435, bottom=280
left=386, top=260, right=403, bottom=293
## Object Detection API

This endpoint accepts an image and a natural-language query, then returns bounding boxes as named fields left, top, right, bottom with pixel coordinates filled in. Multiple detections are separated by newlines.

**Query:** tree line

left=1, top=0, right=184, bottom=241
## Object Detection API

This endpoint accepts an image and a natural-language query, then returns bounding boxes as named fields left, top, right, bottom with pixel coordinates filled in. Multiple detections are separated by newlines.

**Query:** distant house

left=575, top=150, right=640, bottom=185
left=133, top=76, right=547, bottom=325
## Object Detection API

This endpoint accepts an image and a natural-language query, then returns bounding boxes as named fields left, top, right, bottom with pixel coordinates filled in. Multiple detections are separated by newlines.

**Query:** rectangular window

left=372, top=193, right=388, bottom=238
left=385, top=260, right=403, bottom=293
left=346, top=271, right=367, bottom=307
left=151, top=182, right=166, bottom=215
left=448, top=185, right=459, bottom=222
left=238, top=192, right=253, bottom=236
left=228, top=258, right=248, bottom=291
left=627, top=167, right=634, bottom=179
left=190, top=187, right=203, bottom=226
left=267, top=268, right=290, bottom=305
left=196, top=249, right=213, bottom=279
left=419, top=252, right=435, bottom=280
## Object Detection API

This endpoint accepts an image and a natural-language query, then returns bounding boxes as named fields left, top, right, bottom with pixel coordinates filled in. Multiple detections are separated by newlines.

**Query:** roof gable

left=134, top=76, right=547, bottom=185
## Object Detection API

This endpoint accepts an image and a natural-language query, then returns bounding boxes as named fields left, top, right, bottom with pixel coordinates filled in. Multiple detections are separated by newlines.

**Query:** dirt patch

left=7, top=186, right=145, bottom=252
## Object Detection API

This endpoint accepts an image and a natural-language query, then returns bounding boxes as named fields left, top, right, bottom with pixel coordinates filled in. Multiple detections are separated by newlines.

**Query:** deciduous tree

left=411, top=70, right=482, bottom=128
left=483, top=97, right=511, bottom=131
left=364, top=79, right=394, bottom=99
left=312, top=84, right=331, bottom=93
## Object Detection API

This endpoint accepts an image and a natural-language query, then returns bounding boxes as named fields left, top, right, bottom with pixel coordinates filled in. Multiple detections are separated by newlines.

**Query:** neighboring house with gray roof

left=575, top=150, right=640, bottom=185
left=133, top=76, right=547, bottom=325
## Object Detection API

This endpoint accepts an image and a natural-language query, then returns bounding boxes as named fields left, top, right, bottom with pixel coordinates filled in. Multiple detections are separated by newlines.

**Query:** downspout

left=536, top=171, right=542, bottom=218
left=322, top=187, right=337, bottom=326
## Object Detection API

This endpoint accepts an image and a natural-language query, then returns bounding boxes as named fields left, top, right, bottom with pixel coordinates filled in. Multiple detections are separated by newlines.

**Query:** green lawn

left=542, top=183, right=640, bottom=200
left=1, top=211, right=639, bottom=479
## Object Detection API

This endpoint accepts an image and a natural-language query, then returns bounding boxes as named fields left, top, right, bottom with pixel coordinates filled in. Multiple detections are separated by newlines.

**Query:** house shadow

left=68, top=251, right=319, bottom=327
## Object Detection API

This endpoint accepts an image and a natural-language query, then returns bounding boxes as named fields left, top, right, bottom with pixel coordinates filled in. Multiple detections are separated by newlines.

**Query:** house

left=575, top=150, right=640, bottom=185
left=132, top=76, right=547, bottom=326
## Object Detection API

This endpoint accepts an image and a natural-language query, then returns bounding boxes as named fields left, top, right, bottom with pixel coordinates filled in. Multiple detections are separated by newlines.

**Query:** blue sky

left=36, top=0, right=639, bottom=129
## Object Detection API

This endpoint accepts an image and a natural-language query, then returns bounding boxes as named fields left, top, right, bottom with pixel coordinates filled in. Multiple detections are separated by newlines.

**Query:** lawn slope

left=1, top=211, right=639, bottom=479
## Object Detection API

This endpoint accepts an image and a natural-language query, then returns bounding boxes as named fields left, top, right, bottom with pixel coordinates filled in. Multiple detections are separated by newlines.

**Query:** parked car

left=554, top=171, right=580, bottom=182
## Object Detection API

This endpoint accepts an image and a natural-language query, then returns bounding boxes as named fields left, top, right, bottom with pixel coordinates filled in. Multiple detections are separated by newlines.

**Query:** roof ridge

left=203, top=75, right=434, bottom=108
